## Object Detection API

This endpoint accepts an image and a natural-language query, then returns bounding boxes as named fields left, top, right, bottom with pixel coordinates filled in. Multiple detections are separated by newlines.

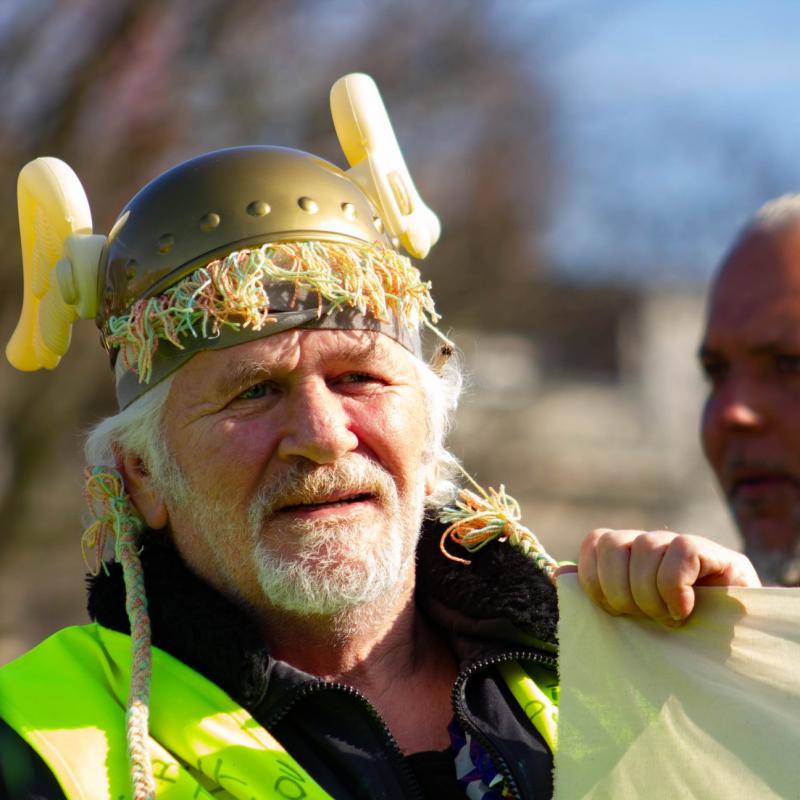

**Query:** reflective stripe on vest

left=498, top=660, right=559, bottom=753
left=0, top=624, right=332, bottom=799
left=0, top=624, right=559, bottom=798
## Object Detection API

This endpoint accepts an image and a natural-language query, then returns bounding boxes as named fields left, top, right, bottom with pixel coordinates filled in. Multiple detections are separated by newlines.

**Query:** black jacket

left=0, top=518, right=559, bottom=799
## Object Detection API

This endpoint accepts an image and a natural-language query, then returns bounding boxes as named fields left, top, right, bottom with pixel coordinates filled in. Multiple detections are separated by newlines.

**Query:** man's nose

left=711, top=381, right=767, bottom=431
left=277, top=380, right=359, bottom=464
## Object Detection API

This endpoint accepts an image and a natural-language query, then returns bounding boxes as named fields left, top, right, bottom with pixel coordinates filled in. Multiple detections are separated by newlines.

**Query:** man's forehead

left=703, top=296, right=800, bottom=350
left=703, top=230, right=800, bottom=354
left=223, top=331, right=387, bottom=370
left=182, top=329, right=408, bottom=387
left=716, top=225, right=800, bottom=293
left=708, top=227, right=800, bottom=320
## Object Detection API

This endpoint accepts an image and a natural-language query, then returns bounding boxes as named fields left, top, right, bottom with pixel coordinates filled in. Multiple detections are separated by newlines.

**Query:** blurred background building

left=2, top=0, right=799, bottom=662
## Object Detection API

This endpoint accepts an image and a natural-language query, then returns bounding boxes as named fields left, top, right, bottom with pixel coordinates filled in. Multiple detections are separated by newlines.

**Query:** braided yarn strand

left=83, top=468, right=156, bottom=799
left=438, top=470, right=559, bottom=585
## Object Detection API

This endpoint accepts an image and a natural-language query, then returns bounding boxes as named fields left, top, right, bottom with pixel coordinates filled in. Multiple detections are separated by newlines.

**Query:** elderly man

left=0, top=76, right=758, bottom=799
left=700, top=195, right=800, bottom=586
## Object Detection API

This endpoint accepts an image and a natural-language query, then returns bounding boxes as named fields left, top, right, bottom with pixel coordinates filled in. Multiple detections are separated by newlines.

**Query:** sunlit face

left=156, top=329, right=436, bottom=615
left=700, top=225, right=800, bottom=584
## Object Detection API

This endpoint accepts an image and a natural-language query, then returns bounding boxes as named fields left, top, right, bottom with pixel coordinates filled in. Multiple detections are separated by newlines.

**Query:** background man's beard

left=734, top=501, right=800, bottom=587
left=249, top=459, right=425, bottom=616
left=744, top=543, right=800, bottom=586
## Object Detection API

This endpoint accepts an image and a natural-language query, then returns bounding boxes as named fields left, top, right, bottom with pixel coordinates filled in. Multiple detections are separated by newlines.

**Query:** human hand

left=556, top=529, right=761, bottom=626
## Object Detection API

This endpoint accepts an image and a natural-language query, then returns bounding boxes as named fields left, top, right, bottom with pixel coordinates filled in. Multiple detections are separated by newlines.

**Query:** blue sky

left=511, top=1, right=800, bottom=283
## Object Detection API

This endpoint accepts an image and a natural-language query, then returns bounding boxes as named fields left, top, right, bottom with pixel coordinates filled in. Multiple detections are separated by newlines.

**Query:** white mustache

left=252, top=458, right=397, bottom=517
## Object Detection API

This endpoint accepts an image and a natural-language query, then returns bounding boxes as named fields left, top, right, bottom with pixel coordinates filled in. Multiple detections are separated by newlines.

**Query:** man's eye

left=776, top=354, right=800, bottom=375
left=700, top=359, right=727, bottom=385
left=339, top=372, right=383, bottom=386
left=237, top=382, right=274, bottom=400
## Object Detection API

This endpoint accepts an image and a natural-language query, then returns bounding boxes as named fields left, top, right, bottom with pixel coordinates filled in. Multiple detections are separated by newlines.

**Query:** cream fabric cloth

left=554, top=574, right=800, bottom=799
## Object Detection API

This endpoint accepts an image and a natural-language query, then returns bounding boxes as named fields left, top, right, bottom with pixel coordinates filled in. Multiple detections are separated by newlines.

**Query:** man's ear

left=423, top=461, right=438, bottom=498
left=119, top=449, right=169, bottom=530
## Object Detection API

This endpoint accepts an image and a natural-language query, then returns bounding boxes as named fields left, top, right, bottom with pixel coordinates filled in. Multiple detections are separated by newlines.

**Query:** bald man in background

left=700, top=195, right=800, bottom=585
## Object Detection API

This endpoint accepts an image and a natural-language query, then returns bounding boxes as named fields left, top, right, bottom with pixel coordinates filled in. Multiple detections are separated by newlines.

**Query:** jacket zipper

left=451, top=648, right=558, bottom=800
left=263, top=648, right=557, bottom=799
left=263, top=680, right=426, bottom=800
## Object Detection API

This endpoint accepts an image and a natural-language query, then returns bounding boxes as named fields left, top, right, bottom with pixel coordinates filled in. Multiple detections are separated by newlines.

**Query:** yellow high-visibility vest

left=0, top=623, right=558, bottom=798
left=0, top=624, right=332, bottom=799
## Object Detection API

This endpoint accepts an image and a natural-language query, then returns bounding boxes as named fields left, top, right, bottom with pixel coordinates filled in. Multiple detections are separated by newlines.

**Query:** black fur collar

left=88, top=518, right=559, bottom=708
left=416, top=516, right=559, bottom=650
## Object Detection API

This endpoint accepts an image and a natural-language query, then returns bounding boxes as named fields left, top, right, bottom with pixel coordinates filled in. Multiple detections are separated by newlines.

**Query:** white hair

left=84, top=347, right=464, bottom=509
left=412, top=351, right=463, bottom=507
left=747, top=193, right=800, bottom=233
left=84, top=374, right=176, bottom=471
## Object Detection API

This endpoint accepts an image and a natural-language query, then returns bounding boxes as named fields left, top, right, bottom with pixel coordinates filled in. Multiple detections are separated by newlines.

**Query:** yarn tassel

left=83, top=467, right=155, bottom=799
left=439, top=468, right=559, bottom=585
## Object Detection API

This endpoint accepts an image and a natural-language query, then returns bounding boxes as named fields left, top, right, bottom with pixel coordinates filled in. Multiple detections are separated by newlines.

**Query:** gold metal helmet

left=6, top=74, right=443, bottom=407
left=100, top=145, right=395, bottom=321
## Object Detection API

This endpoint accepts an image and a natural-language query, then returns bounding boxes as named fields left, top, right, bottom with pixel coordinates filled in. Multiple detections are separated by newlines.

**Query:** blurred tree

left=0, top=0, right=557, bottom=658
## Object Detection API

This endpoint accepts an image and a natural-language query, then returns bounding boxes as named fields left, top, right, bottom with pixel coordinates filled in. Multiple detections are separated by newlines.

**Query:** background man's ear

left=119, top=449, right=169, bottom=530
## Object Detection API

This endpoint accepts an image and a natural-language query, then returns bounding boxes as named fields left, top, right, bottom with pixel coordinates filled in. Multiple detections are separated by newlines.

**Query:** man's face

left=155, top=329, right=436, bottom=616
left=700, top=224, right=800, bottom=584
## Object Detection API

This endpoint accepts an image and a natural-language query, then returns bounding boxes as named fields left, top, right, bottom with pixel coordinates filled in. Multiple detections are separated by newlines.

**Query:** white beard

left=154, top=453, right=427, bottom=619
left=745, top=542, right=800, bottom=586
left=248, top=458, right=425, bottom=616
left=251, top=515, right=414, bottom=616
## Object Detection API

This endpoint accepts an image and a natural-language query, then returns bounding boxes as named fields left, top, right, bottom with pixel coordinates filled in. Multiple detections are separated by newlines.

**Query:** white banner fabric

left=554, top=575, right=800, bottom=799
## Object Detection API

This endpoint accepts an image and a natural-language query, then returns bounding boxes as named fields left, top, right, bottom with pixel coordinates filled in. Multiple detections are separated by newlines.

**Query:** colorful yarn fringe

left=83, top=467, right=155, bottom=799
left=439, top=471, right=559, bottom=584
left=105, top=240, right=442, bottom=383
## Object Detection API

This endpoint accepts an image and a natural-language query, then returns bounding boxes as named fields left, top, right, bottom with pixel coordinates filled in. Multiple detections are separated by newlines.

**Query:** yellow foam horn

left=330, top=73, right=441, bottom=259
left=7, top=157, right=105, bottom=371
